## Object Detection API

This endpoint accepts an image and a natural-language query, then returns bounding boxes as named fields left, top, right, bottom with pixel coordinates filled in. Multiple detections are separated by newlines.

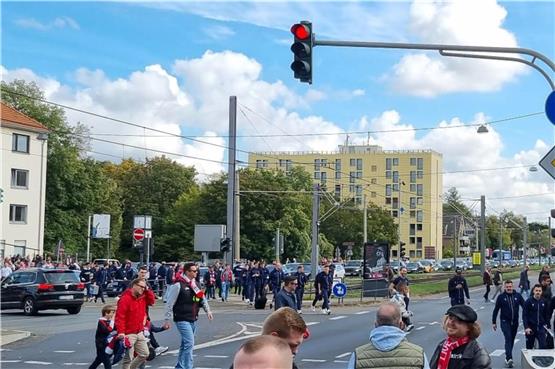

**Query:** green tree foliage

left=443, top=187, right=472, bottom=219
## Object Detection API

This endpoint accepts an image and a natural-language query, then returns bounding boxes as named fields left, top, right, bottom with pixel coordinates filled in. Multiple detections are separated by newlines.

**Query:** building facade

left=1, top=102, right=49, bottom=258
left=249, top=144, right=443, bottom=260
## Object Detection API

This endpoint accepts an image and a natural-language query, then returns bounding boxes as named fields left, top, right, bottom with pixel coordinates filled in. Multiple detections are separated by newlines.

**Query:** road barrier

left=521, top=349, right=555, bottom=369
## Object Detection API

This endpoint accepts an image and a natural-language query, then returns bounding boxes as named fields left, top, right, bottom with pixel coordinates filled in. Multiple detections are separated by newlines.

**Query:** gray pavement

left=0, top=280, right=551, bottom=368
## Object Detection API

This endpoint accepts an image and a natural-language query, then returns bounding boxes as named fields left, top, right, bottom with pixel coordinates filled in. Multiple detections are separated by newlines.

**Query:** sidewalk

left=0, top=329, right=31, bottom=346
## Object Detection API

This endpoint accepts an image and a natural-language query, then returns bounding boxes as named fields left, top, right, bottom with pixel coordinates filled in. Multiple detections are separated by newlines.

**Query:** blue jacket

left=315, top=271, right=330, bottom=291
left=275, top=288, right=297, bottom=310
left=523, top=297, right=550, bottom=331
left=448, top=275, right=469, bottom=303
left=295, top=271, right=308, bottom=289
left=492, top=291, right=525, bottom=325
left=269, top=268, right=284, bottom=288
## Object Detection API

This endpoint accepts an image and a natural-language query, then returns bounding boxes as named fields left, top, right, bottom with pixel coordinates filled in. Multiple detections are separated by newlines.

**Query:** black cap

left=446, top=305, right=477, bottom=323
left=455, top=267, right=462, bottom=273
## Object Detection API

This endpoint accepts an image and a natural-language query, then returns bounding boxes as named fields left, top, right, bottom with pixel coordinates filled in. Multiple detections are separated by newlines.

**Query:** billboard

left=363, top=242, right=389, bottom=279
left=194, top=224, right=226, bottom=252
left=92, top=214, right=111, bottom=239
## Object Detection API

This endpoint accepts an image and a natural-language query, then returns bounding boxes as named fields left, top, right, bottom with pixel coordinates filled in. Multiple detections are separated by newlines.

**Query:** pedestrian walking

left=538, top=265, right=550, bottom=283
left=482, top=267, right=492, bottom=302
left=94, top=265, right=108, bottom=303
left=448, top=268, right=470, bottom=307
left=429, top=305, right=491, bottom=369
left=348, top=302, right=429, bottom=369
left=157, top=262, right=167, bottom=298
left=232, top=335, right=293, bottom=369
left=163, top=262, right=213, bottom=369
left=232, top=262, right=243, bottom=295
left=294, top=265, right=307, bottom=313
left=491, top=267, right=503, bottom=302
left=88, top=304, right=116, bottom=369
left=518, top=265, right=530, bottom=299
left=220, top=264, right=233, bottom=302
left=391, top=267, right=411, bottom=310
left=523, top=284, right=550, bottom=349
left=492, top=280, right=525, bottom=368
left=311, top=264, right=331, bottom=314
left=115, top=278, right=156, bottom=369
left=269, top=263, right=284, bottom=309
left=203, top=266, right=216, bottom=300
left=390, top=281, right=414, bottom=331
left=275, top=275, right=298, bottom=310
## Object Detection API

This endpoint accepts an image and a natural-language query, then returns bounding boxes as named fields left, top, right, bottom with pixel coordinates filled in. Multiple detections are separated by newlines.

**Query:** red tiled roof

left=1, top=102, right=48, bottom=131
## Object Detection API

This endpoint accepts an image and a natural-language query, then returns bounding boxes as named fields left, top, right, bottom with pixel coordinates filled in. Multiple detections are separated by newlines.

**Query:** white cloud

left=15, top=16, right=80, bottom=31
left=204, top=25, right=235, bottom=40
left=386, top=0, right=526, bottom=97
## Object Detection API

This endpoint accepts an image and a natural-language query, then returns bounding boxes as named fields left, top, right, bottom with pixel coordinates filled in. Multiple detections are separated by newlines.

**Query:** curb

left=1, top=330, right=32, bottom=346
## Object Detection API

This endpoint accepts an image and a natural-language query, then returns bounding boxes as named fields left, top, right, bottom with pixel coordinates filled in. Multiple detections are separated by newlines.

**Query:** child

left=390, top=281, right=414, bottom=332
left=89, top=304, right=116, bottom=369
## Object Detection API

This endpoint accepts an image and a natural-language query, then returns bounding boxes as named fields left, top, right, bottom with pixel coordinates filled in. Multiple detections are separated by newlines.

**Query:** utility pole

left=226, top=96, right=237, bottom=265
left=311, top=184, right=320, bottom=280
left=499, top=223, right=503, bottom=263
left=453, top=217, right=457, bottom=268
left=86, top=215, right=91, bottom=262
left=275, top=228, right=280, bottom=262
left=233, top=170, right=240, bottom=261
left=480, top=196, right=486, bottom=274
left=523, top=217, right=528, bottom=266
left=363, top=193, right=368, bottom=243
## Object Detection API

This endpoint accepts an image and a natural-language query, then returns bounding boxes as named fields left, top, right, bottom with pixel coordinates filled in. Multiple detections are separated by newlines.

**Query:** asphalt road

left=0, top=285, right=550, bottom=369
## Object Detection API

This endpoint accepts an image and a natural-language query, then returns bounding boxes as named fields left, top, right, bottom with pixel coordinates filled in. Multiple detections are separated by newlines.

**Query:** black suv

left=1, top=268, right=86, bottom=315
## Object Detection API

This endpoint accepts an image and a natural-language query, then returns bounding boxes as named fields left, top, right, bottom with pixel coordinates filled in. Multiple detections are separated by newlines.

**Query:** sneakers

left=297, top=309, right=303, bottom=315
left=311, top=305, right=316, bottom=312
left=245, top=299, right=250, bottom=304
left=321, top=309, right=327, bottom=315
left=505, top=359, right=513, bottom=368
left=406, top=324, right=415, bottom=332
left=327, top=309, right=331, bottom=315
left=490, top=299, right=495, bottom=303
left=155, top=346, right=169, bottom=356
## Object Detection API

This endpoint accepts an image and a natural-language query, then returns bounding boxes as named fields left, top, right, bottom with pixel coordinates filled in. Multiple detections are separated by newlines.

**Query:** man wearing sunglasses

left=164, top=262, right=213, bottom=369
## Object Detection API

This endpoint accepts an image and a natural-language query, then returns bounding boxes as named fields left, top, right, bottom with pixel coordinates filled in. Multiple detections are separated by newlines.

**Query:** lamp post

left=37, top=132, right=48, bottom=256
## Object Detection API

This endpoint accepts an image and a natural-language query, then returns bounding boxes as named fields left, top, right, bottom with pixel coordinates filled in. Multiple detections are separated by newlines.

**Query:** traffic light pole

left=480, top=196, right=486, bottom=275
left=313, top=39, right=555, bottom=90
left=311, top=184, right=320, bottom=281
left=226, top=96, right=237, bottom=265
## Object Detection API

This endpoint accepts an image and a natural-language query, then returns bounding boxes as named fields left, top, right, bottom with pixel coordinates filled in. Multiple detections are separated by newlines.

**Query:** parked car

left=92, top=259, right=121, bottom=268
left=344, top=260, right=363, bottom=276
left=418, top=259, right=434, bottom=273
left=439, top=260, right=454, bottom=271
left=390, top=260, right=406, bottom=273
left=1, top=268, right=85, bottom=315
left=405, top=262, right=422, bottom=273
left=455, top=260, right=468, bottom=271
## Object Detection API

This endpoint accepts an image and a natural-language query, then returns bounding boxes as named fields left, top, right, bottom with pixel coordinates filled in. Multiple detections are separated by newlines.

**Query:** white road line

left=24, top=361, right=52, bottom=365
left=429, top=321, right=439, bottom=325
left=329, top=315, right=347, bottom=320
left=514, top=339, right=520, bottom=343
left=334, top=360, right=349, bottom=363
left=157, top=366, right=175, bottom=369
left=336, top=352, right=351, bottom=358
left=301, top=359, right=327, bottom=362
left=416, top=326, right=426, bottom=330
left=204, top=355, right=229, bottom=358
left=62, top=364, right=87, bottom=366
left=306, top=322, right=320, bottom=326
left=55, top=350, right=75, bottom=353
left=1, top=361, right=21, bottom=363
left=194, top=367, right=223, bottom=369
left=490, top=349, right=505, bottom=357
left=355, top=311, right=371, bottom=315
left=0, top=349, right=13, bottom=352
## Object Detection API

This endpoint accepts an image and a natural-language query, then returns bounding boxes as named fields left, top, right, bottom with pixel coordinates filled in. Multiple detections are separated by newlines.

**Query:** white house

left=0, top=102, right=49, bottom=258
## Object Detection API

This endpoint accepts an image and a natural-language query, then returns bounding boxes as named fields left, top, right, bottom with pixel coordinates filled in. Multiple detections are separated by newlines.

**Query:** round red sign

left=133, top=228, right=145, bottom=241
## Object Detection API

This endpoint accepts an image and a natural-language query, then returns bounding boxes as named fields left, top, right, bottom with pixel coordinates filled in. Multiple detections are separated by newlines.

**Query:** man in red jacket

left=116, top=278, right=156, bottom=369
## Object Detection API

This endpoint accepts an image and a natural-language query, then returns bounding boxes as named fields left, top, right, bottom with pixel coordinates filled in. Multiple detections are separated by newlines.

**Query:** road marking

left=514, top=339, right=520, bottom=343
left=0, top=349, right=13, bottom=352
left=306, top=322, right=320, bottom=326
left=204, top=355, right=229, bottom=358
left=55, top=351, right=75, bottom=353
left=0, top=361, right=21, bottom=363
left=334, top=360, right=349, bottom=363
left=479, top=306, right=485, bottom=310
left=336, top=352, right=351, bottom=358
left=355, top=311, right=371, bottom=314
left=429, top=321, right=439, bottom=325
left=490, top=350, right=505, bottom=357
left=24, top=361, right=52, bottom=365
left=302, top=359, right=326, bottom=362
left=416, top=326, right=426, bottom=330
left=62, top=364, right=87, bottom=366
left=329, top=315, right=347, bottom=320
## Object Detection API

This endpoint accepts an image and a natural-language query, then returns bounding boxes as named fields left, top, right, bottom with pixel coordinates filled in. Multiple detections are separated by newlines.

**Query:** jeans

left=221, top=281, right=230, bottom=301
left=500, top=320, right=518, bottom=360
left=321, top=288, right=330, bottom=309
left=176, top=320, right=197, bottom=369
left=483, top=284, right=491, bottom=300
left=89, top=347, right=112, bottom=369
left=525, top=327, right=547, bottom=349
left=295, top=287, right=304, bottom=310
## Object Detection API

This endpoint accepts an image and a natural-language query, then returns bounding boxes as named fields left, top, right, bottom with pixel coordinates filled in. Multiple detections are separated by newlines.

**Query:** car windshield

left=346, top=261, right=360, bottom=266
left=44, top=270, right=80, bottom=283
left=406, top=263, right=418, bottom=268
left=420, top=260, right=431, bottom=266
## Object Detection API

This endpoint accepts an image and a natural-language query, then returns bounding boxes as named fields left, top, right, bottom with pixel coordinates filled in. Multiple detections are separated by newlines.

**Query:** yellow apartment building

left=249, top=144, right=443, bottom=260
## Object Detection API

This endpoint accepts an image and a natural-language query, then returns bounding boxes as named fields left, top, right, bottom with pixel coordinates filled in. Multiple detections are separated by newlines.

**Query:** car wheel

left=67, top=306, right=81, bottom=315
left=23, top=297, right=38, bottom=316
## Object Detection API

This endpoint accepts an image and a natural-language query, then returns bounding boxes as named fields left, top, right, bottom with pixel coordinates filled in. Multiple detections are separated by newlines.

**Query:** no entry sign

left=133, top=228, right=145, bottom=241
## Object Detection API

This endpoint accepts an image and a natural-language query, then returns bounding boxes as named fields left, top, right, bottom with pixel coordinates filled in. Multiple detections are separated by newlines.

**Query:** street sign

left=539, top=145, right=555, bottom=180
left=133, top=228, right=145, bottom=241
left=332, top=282, right=347, bottom=298
left=472, top=252, right=481, bottom=266
left=546, top=90, right=555, bottom=125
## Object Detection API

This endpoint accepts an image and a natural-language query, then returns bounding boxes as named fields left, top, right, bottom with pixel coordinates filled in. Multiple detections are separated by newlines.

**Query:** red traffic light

left=291, top=24, right=310, bottom=40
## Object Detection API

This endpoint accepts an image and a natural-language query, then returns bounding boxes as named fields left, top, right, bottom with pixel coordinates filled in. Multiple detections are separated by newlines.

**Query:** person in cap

left=429, top=305, right=491, bottom=369
left=275, top=275, right=298, bottom=310
left=448, top=268, right=470, bottom=307
left=347, top=302, right=429, bottom=369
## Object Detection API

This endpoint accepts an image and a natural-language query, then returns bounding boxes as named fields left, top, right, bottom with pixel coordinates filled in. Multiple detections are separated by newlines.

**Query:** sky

left=1, top=0, right=554, bottom=224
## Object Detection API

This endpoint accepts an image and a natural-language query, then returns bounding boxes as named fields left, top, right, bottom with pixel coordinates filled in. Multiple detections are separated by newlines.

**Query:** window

left=349, top=172, right=356, bottom=183
left=371, top=191, right=376, bottom=198
left=417, top=224, right=423, bottom=231
left=385, top=184, right=392, bottom=196
left=410, top=224, right=416, bottom=236
left=385, top=198, right=392, bottom=205
left=416, top=237, right=423, bottom=249
left=416, top=250, right=422, bottom=258
left=335, top=171, right=341, bottom=180
left=392, top=171, right=399, bottom=183
left=335, top=159, right=341, bottom=171
left=355, top=197, right=362, bottom=205
left=350, top=158, right=356, bottom=166
left=285, top=160, right=293, bottom=172
left=314, top=159, right=321, bottom=171
left=256, top=160, right=268, bottom=168
left=417, top=184, right=423, bottom=196
left=417, top=158, right=424, bottom=170
left=335, top=185, right=341, bottom=198
left=371, top=178, right=377, bottom=184
left=410, top=210, right=416, bottom=219
left=385, top=171, right=392, bottom=179
left=392, top=210, right=398, bottom=217
left=392, top=249, right=398, bottom=257
left=356, top=159, right=363, bottom=170
left=0, top=240, right=4, bottom=260
left=410, top=197, right=416, bottom=209
left=410, top=236, right=416, bottom=244
left=386, top=158, right=392, bottom=170
left=410, top=157, right=416, bottom=166
left=417, top=197, right=423, bottom=206
left=410, top=184, right=416, bottom=192
left=393, top=158, right=399, bottom=166
left=13, top=240, right=26, bottom=256
left=279, top=159, right=285, bottom=167
left=417, top=210, right=423, bottom=222
left=392, top=183, right=399, bottom=191
left=349, top=185, right=355, bottom=193
left=417, top=171, right=423, bottom=179
left=321, top=172, right=327, bottom=182
left=355, top=185, right=362, bottom=195
left=392, top=197, right=399, bottom=209
left=356, top=171, right=362, bottom=179
left=410, top=171, right=416, bottom=183
left=9, top=205, right=27, bottom=223
left=371, top=165, right=377, bottom=172
left=12, top=134, right=30, bottom=153
left=11, top=169, right=29, bottom=188
left=314, top=172, right=320, bottom=179
left=321, top=159, right=328, bottom=167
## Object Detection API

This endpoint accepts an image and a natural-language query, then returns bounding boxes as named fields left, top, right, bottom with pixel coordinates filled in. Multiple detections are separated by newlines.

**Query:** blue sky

left=1, top=1, right=554, bottom=222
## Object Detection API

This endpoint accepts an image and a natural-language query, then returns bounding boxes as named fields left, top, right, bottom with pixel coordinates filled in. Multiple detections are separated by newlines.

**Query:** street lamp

left=37, top=132, right=48, bottom=256
left=477, top=124, right=489, bottom=134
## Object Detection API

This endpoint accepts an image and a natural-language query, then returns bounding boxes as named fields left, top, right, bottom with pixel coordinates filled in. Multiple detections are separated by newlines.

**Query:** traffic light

left=220, top=237, right=231, bottom=253
left=290, top=21, right=313, bottom=84
left=551, top=209, right=555, bottom=238
left=400, top=241, right=406, bottom=258
left=0, top=188, right=3, bottom=203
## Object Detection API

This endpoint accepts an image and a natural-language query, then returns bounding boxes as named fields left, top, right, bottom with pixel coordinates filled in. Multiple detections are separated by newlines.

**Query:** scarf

left=437, top=336, right=470, bottom=369
left=177, top=273, right=205, bottom=299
